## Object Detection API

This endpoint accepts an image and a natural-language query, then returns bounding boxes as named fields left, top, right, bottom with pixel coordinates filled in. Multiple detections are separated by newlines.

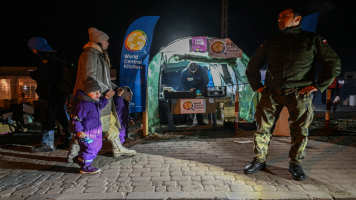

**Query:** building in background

left=0, top=66, right=37, bottom=109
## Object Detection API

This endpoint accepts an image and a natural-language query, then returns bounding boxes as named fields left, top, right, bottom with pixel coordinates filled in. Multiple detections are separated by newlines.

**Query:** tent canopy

left=146, top=37, right=258, bottom=134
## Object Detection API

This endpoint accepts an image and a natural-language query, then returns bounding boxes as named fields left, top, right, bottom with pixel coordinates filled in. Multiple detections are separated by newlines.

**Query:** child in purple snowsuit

left=70, top=78, right=115, bottom=174
left=113, top=86, right=134, bottom=144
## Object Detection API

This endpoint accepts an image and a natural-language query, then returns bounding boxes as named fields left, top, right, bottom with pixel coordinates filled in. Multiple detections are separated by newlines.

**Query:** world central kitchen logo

left=125, top=30, right=147, bottom=51
left=183, top=101, right=194, bottom=111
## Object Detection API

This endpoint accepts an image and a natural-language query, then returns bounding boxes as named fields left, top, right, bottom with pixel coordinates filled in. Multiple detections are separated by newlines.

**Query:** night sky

left=1, top=0, right=353, bottom=78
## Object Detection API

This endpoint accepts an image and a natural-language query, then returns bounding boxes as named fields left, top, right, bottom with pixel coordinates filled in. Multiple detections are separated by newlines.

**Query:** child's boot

left=111, top=138, right=136, bottom=157
left=67, top=143, right=80, bottom=163
left=80, top=165, right=101, bottom=174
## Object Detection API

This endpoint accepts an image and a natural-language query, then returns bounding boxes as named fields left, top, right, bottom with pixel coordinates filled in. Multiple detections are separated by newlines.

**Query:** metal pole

left=221, top=0, right=228, bottom=39
left=143, top=82, right=149, bottom=136
left=235, top=91, right=239, bottom=131
left=325, top=89, right=331, bottom=127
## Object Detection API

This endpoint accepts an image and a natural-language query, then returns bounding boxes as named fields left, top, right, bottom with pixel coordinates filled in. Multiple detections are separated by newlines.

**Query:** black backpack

left=51, top=56, right=77, bottom=95
left=59, top=60, right=77, bottom=95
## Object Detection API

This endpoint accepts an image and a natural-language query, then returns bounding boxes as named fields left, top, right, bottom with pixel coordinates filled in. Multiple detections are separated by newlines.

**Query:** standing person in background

left=67, top=27, right=136, bottom=162
left=180, top=62, right=209, bottom=125
left=245, top=7, right=341, bottom=180
left=114, top=86, right=135, bottom=147
left=28, top=37, right=71, bottom=152
left=321, top=77, right=340, bottom=111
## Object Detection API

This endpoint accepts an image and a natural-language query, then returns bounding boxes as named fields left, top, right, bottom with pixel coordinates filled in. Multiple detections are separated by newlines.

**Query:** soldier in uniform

left=244, top=7, right=341, bottom=180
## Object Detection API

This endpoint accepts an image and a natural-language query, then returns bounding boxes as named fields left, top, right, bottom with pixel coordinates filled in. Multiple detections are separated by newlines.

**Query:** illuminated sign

left=208, top=38, right=242, bottom=58
left=191, top=37, right=207, bottom=52
left=211, top=41, right=225, bottom=53
left=125, top=30, right=147, bottom=52
left=119, top=16, right=160, bottom=113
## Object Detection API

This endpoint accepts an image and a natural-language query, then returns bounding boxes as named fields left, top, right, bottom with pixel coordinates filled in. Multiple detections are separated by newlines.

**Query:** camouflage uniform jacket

left=246, top=25, right=341, bottom=92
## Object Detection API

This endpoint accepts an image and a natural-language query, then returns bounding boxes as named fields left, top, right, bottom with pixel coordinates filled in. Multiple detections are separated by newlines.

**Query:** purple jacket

left=113, top=96, right=132, bottom=129
left=70, top=90, right=108, bottom=133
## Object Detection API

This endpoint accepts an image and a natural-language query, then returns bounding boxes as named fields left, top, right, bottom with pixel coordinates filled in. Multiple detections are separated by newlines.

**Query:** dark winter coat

left=246, top=25, right=341, bottom=92
left=180, top=65, right=209, bottom=91
left=30, top=51, right=67, bottom=103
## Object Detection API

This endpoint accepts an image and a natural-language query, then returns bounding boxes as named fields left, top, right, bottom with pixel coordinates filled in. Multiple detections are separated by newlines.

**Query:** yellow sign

left=125, top=30, right=147, bottom=51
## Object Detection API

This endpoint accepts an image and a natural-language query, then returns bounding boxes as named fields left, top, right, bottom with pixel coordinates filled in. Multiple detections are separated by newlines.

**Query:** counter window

left=19, top=78, right=38, bottom=100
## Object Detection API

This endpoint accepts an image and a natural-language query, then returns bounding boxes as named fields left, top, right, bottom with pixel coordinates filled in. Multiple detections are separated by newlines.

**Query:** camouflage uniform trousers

left=253, top=87, right=314, bottom=165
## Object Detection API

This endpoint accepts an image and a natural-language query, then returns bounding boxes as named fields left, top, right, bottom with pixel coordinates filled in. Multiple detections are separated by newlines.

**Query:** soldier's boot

left=111, top=138, right=137, bottom=158
left=67, top=143, right=80, bottom=163
left=289, top=164, right=306, bottom=181
left=243, top=160, right=266, bottom=174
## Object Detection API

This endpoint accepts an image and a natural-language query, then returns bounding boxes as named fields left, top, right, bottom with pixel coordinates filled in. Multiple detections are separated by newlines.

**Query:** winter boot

left=80, top=165, right=101, bottom=174
left=31, top=144, right=56, bottom=153
left=67, top=143, right=80, bottom=163
left=111, top=138, right=137, bottom=157
left=243, top=160, right=266, bottom=174
left=289, top=164, right=306, bottom=181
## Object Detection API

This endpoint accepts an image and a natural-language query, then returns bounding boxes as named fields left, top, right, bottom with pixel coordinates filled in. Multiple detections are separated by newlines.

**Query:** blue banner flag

left=119, top=16, right=160, bottom=113
left=301, top=12, right=319, bottom=33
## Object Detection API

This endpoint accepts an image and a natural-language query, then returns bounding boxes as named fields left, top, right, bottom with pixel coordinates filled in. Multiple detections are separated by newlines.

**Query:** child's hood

left=73, top=89, right=99, bottom=103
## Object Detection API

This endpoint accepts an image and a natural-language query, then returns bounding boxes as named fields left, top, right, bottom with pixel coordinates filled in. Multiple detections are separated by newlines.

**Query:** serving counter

left=166, top=97, right=218, bottom=131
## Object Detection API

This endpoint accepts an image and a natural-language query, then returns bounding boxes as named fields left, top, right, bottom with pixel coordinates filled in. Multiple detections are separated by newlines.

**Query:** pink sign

left=191, top=37, right=207, bottom=52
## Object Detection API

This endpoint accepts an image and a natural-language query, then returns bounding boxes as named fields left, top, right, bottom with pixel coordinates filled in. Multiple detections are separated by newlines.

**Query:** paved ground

left=1, top=135, right=356, bottom=200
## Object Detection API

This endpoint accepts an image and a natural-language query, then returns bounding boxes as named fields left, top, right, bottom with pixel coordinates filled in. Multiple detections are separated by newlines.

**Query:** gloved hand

left=197, top=89, right=202, bottom=94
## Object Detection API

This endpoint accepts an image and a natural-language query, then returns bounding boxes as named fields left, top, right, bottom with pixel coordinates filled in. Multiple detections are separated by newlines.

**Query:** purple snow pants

left=119, top=125, right=129, bottom=144
left=77, top=126, right=102, bottom=167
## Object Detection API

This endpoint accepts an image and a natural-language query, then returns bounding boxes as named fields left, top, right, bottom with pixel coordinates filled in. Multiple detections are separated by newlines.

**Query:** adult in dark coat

left=28, top=37, right=71, bottom=152
left=180, top=62, right=209, bottom=125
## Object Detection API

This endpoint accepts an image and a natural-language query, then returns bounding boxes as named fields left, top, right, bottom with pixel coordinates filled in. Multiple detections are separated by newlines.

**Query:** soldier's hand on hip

left=299, top=85, right=318, bottom=95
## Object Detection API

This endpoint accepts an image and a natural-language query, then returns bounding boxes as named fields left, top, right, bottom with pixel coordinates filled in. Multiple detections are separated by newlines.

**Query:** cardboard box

left=171, top=98, right=216, bottom=114
left=222, top=102, right=235, bottom=121
left=0, top=124, right=16, bottom=134
left=2, top=112, right=13, bottom=120
left=10, top=104, right=35, bottom=114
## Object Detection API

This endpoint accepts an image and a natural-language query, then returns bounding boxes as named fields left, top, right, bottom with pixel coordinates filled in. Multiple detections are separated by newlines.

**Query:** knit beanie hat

left=28, top=37, right=52, bottom=52
left=88, top=27, right=109, bottom=43
left=83, top=77, right=102, bottom=94
left=121, top=86, right=133, bottom=99
left=188, top=62, right=199, bottom=72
